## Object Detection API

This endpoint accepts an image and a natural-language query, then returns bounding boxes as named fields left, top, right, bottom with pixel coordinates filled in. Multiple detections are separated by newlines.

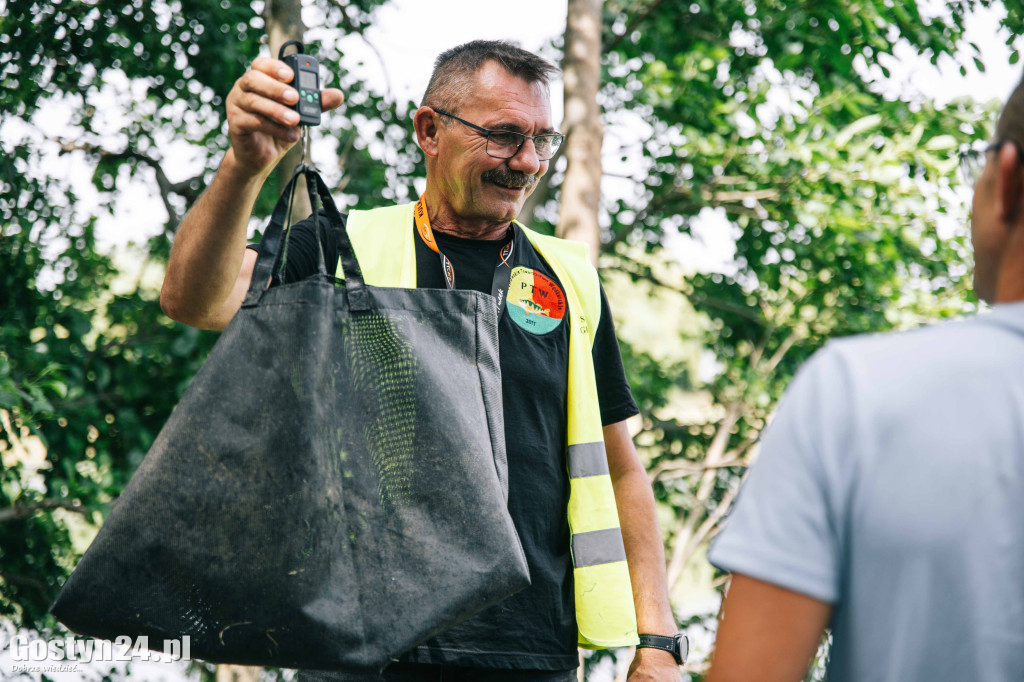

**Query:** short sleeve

left=707, top=346, right=853, bottom=604
left=247, top=215, right=338, bottom=285
left=592, top=284, right=640, bottom=426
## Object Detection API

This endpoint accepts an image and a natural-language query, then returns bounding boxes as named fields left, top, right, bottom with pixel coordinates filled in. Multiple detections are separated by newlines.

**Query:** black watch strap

left=636, top=633, right=688, bottom=664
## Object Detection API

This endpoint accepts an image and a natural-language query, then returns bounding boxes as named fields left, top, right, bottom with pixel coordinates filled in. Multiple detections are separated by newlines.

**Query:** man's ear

left=413, top=107, right=440, bottom=158
left=997, top=142, right=1024, bottom=225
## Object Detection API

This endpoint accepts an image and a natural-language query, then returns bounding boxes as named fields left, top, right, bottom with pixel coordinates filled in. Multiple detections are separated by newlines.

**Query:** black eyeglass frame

left=432, top=108, right=564, bottom=161
left=960, top=140, right=1024, bottom=188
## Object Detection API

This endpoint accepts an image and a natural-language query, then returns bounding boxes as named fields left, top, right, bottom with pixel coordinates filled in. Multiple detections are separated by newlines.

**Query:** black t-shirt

left=250, top=216, right=638, bottom=671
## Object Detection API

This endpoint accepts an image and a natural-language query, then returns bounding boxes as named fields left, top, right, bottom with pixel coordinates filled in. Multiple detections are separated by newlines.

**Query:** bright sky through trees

left=7, top=0, right=1019, bottom=255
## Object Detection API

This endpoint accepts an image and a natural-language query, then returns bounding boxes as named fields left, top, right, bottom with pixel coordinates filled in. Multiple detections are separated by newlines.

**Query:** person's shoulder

left=827, top=305, right=1024, bottom=371
left=803, top=306, right=1024, bottom=417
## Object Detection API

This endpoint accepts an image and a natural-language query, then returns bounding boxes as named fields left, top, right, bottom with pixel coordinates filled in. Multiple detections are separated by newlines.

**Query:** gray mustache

left=481, top=167, right=538, bottom=189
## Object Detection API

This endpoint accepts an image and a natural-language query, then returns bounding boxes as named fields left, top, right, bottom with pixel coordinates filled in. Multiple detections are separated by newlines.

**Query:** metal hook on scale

left=300, top=126, right=311, bottom=165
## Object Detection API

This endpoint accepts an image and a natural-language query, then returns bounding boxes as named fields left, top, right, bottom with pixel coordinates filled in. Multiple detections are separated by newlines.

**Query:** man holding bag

left=161, top=40, right=682, bottom=682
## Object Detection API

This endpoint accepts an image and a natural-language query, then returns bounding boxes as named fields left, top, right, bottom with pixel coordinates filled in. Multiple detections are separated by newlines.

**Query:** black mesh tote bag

left=51, top=165, right=530, bottom=671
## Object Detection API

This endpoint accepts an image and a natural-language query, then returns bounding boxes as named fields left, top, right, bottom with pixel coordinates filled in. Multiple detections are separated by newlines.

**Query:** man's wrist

left=221, top=148, right=273, bottom=190
left=634, top=644, right=679, bottom=663
left=636, top=633, right=687, bottom=664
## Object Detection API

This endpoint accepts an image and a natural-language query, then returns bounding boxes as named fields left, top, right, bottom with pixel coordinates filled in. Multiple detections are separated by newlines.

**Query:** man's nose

left=508, top=137, right=543, bottom=176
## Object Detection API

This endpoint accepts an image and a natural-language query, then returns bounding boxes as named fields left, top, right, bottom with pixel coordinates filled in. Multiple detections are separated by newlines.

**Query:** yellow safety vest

left=342, top=203, right=639, bottom=649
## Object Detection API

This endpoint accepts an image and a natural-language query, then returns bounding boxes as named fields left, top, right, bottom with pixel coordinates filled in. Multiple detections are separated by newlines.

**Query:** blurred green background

left=2, top=1, right=1023, bottom=679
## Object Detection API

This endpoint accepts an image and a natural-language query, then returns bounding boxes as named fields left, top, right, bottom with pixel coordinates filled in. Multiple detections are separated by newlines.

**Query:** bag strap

left=243, top=164, right=370, bottom=311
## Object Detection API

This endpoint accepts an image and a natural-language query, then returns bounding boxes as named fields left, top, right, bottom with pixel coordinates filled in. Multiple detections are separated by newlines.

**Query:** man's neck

left=424, top=194, right=513, bottom=241
left=994, top=276, right=1024, bottom=304
left=993, top=220, right=1024, bottom=303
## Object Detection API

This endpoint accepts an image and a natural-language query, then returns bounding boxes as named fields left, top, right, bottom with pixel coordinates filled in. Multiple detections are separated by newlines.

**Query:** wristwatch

left=636, top=633, right=688, bottom=664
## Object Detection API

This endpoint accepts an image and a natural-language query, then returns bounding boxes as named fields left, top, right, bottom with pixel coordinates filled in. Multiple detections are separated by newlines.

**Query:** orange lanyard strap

left=414, top=196, right=455, bottom=288
left=413, top=195, right=516, bottom=313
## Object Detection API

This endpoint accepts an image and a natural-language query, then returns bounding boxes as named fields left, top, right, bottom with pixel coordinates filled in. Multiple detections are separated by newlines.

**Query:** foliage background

left=2, top=0, right=1021, bottom=679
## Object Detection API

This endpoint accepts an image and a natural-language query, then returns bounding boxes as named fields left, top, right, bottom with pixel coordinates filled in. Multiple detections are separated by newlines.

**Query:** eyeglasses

left=959, top=140, right=1023, bottom=188
left=433, top=108, right=564, bottom=161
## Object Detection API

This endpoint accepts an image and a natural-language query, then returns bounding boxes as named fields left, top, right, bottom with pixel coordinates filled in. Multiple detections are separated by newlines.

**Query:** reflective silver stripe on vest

left=568, top=441, right=609, bottom=478
left=572, top=527, right=627, bottom=568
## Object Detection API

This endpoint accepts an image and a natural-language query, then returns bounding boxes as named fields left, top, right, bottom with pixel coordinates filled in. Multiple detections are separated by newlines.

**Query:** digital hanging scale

left=279, top=40, right=321, bottom=127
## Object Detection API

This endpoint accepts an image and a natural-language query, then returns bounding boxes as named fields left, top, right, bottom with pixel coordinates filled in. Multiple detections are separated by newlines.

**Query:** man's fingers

left=237, top=89, right=301, bottom=127
left=231, top=71, right=302, bottom=127
left=320, top=88, right=344, bottom=112
left=238, top=69, right=299, bottom=106
left=233, top=112, right=301, bottom=144
left=243, top=63, right=342, bottom=116
left=231, top=62, right=340, bottom=133
left=250, top=57, right=293, bottom=84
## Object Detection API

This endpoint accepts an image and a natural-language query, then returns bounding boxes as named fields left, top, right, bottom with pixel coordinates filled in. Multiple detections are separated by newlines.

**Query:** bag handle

left=244, top=164, right=370, bottom=311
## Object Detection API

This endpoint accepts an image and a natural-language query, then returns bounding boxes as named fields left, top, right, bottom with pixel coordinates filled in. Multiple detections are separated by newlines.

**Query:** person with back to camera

left=160, top=40, right=685, bottom=682
left=704, top=73, right=1024, bottom=682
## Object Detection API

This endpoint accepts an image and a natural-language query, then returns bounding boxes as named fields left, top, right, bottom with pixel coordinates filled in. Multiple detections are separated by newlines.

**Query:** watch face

left=677, top=634, right=688, bottom=664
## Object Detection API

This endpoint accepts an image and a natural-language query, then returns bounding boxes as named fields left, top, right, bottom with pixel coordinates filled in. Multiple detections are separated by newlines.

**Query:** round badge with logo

left=506, top=266, right=566, bottom=335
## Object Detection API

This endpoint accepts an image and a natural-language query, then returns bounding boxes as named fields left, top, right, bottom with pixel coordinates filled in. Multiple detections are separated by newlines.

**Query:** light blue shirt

left=709, top=303, right=1024, bottom=681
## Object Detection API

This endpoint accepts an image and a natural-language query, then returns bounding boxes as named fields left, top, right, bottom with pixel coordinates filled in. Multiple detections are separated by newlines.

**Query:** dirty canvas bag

left=51, top=164, right=530, bottom=671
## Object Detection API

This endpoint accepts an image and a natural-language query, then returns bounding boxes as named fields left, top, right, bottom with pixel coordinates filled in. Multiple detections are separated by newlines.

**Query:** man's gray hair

left=421, top=40, right=558, bottom=115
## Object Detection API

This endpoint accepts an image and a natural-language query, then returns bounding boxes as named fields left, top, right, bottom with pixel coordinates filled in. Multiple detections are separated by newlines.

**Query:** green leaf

left=924, top=134, right=958, bottom=151
left=834, top=114, right=883, bottom=148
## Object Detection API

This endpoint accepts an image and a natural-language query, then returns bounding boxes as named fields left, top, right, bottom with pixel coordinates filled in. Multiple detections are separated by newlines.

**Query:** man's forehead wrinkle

left=490, top=121, right=559, bottom=135
left=473, top=97, right=554, bottom=134
left=493, top=122, right=527, bottom=133
left=487, top=113, right=556, bottom=135
left=464, top=63, right=552, bottom=124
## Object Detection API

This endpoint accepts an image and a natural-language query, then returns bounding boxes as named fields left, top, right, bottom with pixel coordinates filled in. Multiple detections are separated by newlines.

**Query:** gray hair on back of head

left=421, top=40, right=558, bottom=116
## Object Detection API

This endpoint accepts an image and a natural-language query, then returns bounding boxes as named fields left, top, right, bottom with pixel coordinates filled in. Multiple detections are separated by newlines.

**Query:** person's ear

left=997, top=142, right=1024, bottom=225
left=413, top=107, right=440, bottom=158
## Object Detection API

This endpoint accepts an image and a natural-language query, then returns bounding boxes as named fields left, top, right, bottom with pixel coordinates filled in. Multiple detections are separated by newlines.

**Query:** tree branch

left=56, top=138, right=204, bottom=227
left=650, top=453, right=746, bottom=481
left=606, top=259, right=764, bottom=323
left=0, top=571, right=48, bottom=594
left=0, top=499, right=88, bottom=524
left=650, top=437, right=758, bottom=482
left=682, top=480, right=740, bottom=562
left=761, top=329, right=801, bottom=376
left=665, top=401, right=744, bottom=587
left=323, top=0, right=393, bottom=101
left=606, top=0, right=670, bottom=51
left=324, top=0, right=373, bottom=35
left=359, top=35, right=394, bottom=104
left=704, top=188, right=780, bottom=203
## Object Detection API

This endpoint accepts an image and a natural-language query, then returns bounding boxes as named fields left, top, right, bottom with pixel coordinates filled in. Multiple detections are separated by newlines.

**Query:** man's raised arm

left=160, top=57, right=343, bottom=331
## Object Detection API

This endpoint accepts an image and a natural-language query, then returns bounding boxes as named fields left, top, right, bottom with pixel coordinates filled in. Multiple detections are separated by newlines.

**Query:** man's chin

left=479, top=189, right=527, bottom=221
left=486, top=181, right=530, bottom=198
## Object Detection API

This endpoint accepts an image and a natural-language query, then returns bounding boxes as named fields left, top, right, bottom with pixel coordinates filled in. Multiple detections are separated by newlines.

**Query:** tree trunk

left=557, top=0, right=603, bottom=266
left=265, top=0, right=311, bottom=221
